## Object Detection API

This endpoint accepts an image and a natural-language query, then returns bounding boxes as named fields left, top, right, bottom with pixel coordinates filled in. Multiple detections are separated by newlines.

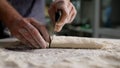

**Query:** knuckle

left=19, top=29, right=28, bottom=34
left=31, top=29, right=39, bottom=35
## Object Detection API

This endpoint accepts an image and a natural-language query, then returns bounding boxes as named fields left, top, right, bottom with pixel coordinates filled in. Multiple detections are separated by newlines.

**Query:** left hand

left=7, top=18, right=50, bottom=49
left=48, top=0, right=77, bottom=32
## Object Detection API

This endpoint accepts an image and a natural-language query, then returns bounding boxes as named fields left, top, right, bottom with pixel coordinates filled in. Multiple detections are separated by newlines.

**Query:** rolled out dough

left=0, top=36, right=111, bottom=49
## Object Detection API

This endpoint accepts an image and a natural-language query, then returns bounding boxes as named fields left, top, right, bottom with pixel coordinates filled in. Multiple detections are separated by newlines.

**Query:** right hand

left=7, top=18, right=50, bottom=48
left=48, top=0, right=77, bottom=32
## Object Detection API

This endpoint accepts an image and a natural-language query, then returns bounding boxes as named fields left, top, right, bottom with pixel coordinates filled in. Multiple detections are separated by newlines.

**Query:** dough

left=0, top=36, right=110, bottom=49
left=51, top=36, right=107, bottom=49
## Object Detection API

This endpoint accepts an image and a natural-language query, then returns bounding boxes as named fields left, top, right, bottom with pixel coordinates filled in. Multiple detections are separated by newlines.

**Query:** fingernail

left=41, top=43, right=47, bottom=49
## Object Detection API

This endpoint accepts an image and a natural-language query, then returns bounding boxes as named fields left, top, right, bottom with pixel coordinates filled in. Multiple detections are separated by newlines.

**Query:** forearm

left=0, top=0, right=22, bottom=26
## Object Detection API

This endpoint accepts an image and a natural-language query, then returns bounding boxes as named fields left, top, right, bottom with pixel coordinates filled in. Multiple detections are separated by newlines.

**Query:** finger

left=23, top=19, right=47, bottom=48
left=66, top=3, right=74, bottom=23
left=15, top=34, right=33, bottom=48
left=67, top=2, right=73, bottom=13
left=54, top=5, right=69, bottom=32
left=18, top=29, right=40, bottom=48
left=11, top=31, right=33, bottom=48
left=28, top=18, right=51, bottom=43
left=67, top=7, right=74, bottom=23
left=69, top=4, right=77, bottom=23
left=54, top=23, right=65, bottom=32
left=55, top=0, right=69, bottom=7
left=56, top=5, right=69, bottom=25
left=24, top=23, right=47, bottom=48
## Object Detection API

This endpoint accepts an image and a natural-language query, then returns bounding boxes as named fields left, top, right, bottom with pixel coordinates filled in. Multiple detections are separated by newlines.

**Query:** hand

left=48, top=0, right=77, bottom=32
left=7, top=18, right=50, bottom=49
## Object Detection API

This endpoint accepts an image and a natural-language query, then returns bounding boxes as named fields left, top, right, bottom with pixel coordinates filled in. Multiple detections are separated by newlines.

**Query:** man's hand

left=8, top=18, right=50, bottom=48
left=48, top=0, right=77, bottom=32
left=0, top=0, right=50, bottom=49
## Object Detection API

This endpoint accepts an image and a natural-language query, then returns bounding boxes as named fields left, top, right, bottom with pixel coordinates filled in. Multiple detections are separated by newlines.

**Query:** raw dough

left=0, top=36, right=113, bottom=49
left=51, top=36, right=108, bottom=49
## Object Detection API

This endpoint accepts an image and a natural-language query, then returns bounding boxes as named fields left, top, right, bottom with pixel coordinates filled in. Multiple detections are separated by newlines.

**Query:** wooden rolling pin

left=0, top=36, right=107, bottom=49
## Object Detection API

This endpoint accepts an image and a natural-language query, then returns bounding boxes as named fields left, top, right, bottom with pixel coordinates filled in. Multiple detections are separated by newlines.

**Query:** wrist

left=4, top=15, right=23, bottom=26
left=0, top=0, right=23, bottom=28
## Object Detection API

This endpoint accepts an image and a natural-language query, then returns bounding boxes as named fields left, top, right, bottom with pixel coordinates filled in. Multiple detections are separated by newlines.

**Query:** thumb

left=54, top=22, right=65, bottom=32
